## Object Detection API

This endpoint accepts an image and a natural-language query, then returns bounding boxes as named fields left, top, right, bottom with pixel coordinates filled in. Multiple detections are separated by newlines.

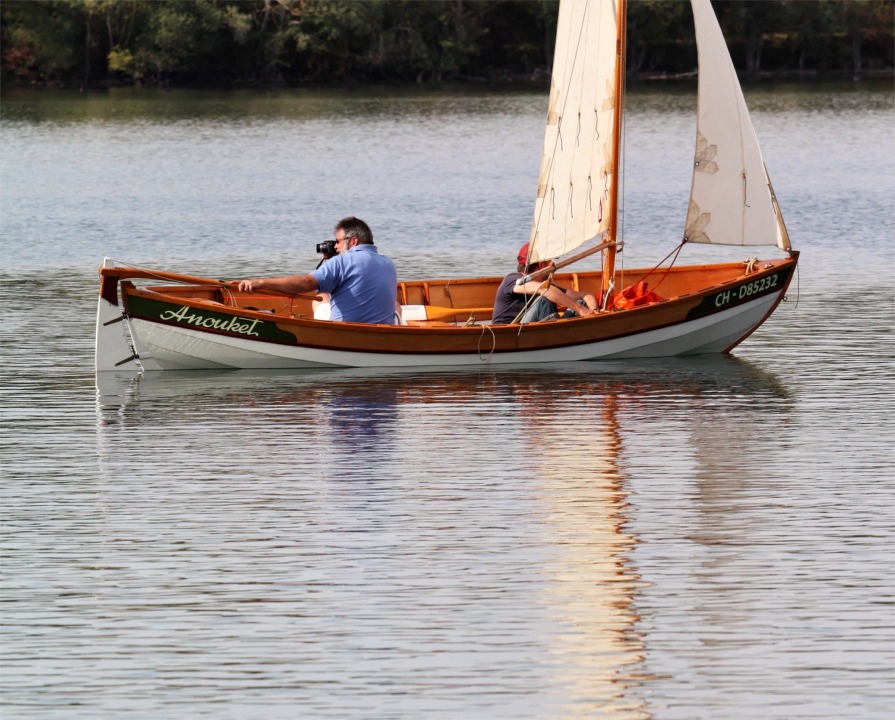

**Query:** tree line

left=2, top=0, right=892, bottom=88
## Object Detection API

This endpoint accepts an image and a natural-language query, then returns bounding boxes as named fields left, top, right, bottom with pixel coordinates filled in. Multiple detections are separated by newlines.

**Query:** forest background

left=1, top=0, right=893, bottom=89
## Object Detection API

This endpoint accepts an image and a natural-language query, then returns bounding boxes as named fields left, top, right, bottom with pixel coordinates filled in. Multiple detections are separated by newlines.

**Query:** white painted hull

left=124, top=291, right=782, bottom=370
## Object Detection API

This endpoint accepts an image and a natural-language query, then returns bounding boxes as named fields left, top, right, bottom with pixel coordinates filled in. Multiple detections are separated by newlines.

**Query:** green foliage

left=1, top=0, right=892, bottom=87
left=628, top=1, right=694, bottom=74
left=1, top=1, right=84, bottom=83
left=106, top=46, right=134, bottom=75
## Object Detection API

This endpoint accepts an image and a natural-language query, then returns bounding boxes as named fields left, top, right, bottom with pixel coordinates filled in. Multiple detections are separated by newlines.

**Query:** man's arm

left=561, top=287, right=598, bottom=310
left=238, top=274, right=319, bottom=294
left=514, top=281, right=597, bottom=317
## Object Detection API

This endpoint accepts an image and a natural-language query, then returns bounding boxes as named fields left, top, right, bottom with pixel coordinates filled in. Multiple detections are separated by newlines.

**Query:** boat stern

left=95, top=259, right=161, bottom=373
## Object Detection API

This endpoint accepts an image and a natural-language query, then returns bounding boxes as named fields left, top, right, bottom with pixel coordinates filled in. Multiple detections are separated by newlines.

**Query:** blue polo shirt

left=310, top=245, right=397, bottom=324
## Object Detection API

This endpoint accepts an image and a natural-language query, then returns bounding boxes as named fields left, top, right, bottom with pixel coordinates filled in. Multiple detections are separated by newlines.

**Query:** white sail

left=527, top=0, right=620, bottom=264
left=685, top=0, right=789, bottom=249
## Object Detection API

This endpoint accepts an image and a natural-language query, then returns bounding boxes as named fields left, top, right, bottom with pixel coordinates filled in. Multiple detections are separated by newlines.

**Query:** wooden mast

left=601, top=0, right=627, bottom=301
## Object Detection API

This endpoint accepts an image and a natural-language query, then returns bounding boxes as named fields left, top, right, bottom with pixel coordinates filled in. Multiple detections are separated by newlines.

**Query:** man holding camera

left=237, top=217, right=398, bottom=324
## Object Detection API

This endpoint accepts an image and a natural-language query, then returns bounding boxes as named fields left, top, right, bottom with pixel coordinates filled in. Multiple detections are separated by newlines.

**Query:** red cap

left=517, top=243, right=530, bottom=264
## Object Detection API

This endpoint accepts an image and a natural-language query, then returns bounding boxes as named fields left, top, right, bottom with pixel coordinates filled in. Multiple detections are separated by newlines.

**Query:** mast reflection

left=507, top=379, right=652, bottom=719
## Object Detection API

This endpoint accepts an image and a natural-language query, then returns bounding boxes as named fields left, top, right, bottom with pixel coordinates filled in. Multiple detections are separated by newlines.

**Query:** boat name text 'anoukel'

left=159, top=306, right=262, bottom=336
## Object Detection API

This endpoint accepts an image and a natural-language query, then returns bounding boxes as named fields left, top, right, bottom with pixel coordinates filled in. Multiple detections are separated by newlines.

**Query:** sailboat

left=95, top=0, right=798, bottom=372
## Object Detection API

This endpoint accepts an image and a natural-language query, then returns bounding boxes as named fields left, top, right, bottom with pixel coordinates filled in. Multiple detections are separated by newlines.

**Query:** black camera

left=316, top=240, right=337, bottom=259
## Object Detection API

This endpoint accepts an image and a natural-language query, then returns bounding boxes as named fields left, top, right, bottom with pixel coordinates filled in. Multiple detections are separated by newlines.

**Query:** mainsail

left=685, top=0, right=790, bottom=249
left=527, top=0, right=621, bottom=264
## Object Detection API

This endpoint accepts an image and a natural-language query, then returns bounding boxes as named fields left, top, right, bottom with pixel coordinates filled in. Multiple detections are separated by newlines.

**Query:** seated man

left=491, top=243, right=598, bottom=325
left=238, top=217, right=398, bottom=324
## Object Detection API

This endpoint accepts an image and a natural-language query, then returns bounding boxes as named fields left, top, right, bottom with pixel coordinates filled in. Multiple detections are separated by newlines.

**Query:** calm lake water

left=1, top=82, right=893, bottom=719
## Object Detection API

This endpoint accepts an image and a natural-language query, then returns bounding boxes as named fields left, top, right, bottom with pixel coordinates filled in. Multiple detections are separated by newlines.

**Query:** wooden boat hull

left=96, top=255, right=797, bottom=371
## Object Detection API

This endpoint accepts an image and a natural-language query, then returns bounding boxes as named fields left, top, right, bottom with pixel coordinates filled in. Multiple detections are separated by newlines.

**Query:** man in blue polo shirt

left=237, top=217, right=397, bottom=324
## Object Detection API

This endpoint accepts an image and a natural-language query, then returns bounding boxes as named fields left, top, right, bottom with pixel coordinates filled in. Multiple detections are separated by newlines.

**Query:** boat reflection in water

left=94, top=357, right=789, bottom=716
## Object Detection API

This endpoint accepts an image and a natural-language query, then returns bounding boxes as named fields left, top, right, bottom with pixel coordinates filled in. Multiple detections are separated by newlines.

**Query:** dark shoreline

left=3, top=67, right=893, bottom=94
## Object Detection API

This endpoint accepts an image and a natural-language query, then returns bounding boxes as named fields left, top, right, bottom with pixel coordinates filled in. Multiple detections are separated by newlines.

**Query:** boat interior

left=122, top=257, right=786, bottom=328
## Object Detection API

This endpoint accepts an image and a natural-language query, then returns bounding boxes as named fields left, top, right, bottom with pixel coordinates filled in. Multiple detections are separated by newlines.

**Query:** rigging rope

left=628, top=241, right=686, bottom=296
left=477, top=323, right=496, bottom=361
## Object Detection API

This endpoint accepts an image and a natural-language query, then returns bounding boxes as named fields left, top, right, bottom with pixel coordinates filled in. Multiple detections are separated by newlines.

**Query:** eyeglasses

left=335, top=235, right=354, bottom=244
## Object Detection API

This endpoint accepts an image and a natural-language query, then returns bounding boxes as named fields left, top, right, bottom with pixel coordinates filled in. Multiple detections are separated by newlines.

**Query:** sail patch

left=694, top=132, right=719, bottom=174
left=684, top=199, right=712, bottom=243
